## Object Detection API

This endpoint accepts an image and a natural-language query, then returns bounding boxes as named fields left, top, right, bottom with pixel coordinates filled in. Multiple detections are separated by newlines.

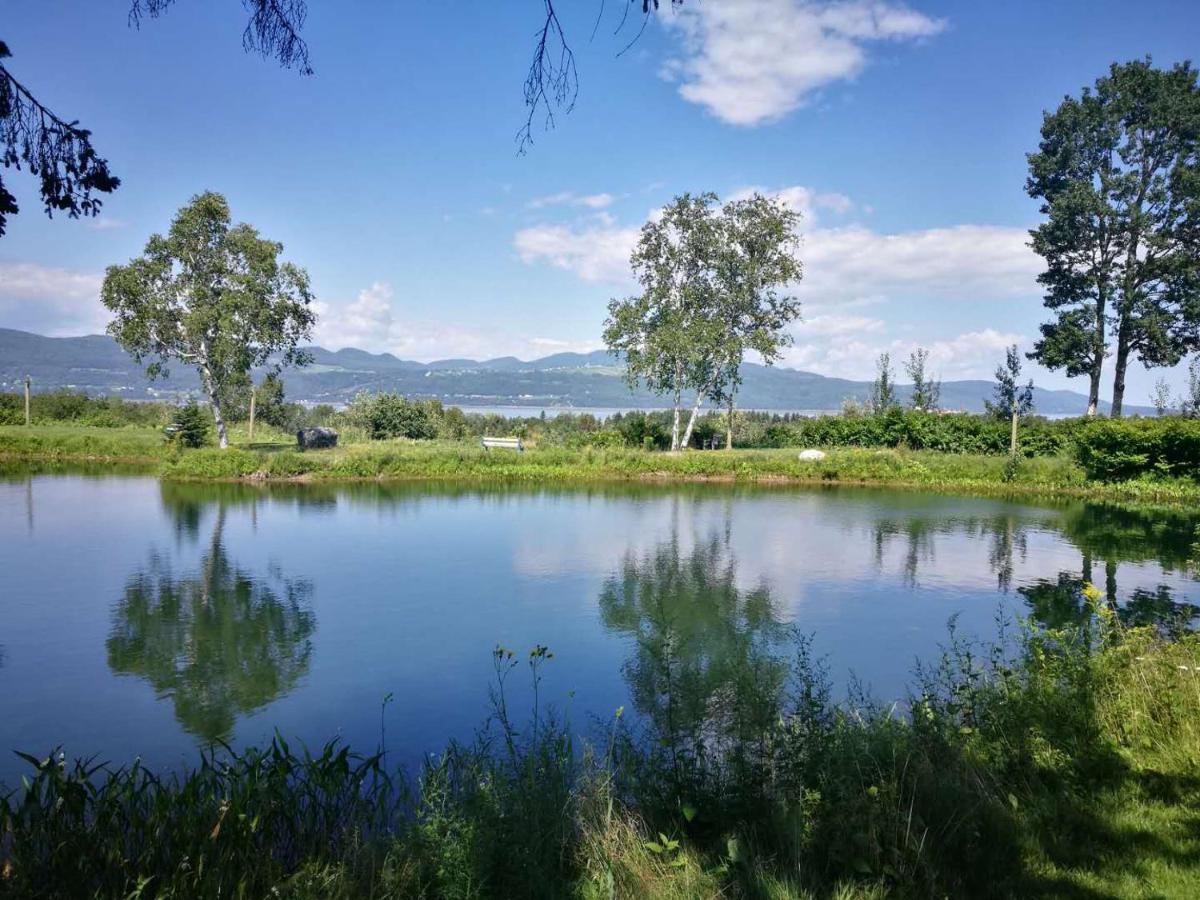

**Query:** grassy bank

left=3, top=424, right=1199, bottom=505
left=2, top=609, right=1197, bottom=899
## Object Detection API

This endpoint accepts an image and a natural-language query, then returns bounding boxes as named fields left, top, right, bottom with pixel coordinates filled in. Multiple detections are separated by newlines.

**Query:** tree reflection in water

left=868, top=502, right=1199, bottom=632
left=598, top=519, right=790, bottom=811
left=107, top=498, right=316, bottom=743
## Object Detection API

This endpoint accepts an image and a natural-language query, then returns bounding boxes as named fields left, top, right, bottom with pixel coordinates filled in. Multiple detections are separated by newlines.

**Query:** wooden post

left=248, top=387, right=256, bottom=441
left=24, top=375, right=31, bottom=427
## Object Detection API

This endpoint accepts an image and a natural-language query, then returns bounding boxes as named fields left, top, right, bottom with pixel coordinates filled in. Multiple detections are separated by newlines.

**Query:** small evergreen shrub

left=167, top=402, right=211, bottom=448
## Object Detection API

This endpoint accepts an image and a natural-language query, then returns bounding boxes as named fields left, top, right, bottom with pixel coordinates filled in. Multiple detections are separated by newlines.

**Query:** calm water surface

left=1, top=472, right=1197, bottom=786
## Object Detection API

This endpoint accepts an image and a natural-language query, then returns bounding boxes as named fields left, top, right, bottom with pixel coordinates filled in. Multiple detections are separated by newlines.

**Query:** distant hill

left=0, top=328, right=1150, bottom=415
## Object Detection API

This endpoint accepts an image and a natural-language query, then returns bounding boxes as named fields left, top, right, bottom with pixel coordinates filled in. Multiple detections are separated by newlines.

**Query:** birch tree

left=102, top=192, right=315, bottom=448
left=604, top=192, right=802, bottom=450
left=706, top=193, right=802, bottom=450
left=604, top=193, right=722, bottom=451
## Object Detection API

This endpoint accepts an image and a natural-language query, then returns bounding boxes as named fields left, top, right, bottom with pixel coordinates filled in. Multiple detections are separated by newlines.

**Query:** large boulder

left=797, top=448, right=827, bottom=462
left=297, top=427, right=339, bottom=450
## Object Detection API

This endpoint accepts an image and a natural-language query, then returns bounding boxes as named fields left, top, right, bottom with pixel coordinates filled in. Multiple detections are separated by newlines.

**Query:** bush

left=348, top=392, right=441, bottom=440
left=1074, top=417, right=1200, bottom=481
left=0, top=390, right=175, bottom=427
left=612, top=411, right=671, bottom=450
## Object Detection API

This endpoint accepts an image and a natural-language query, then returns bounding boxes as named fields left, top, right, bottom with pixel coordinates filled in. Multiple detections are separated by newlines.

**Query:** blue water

left=0, top=472, right=1196, bottom=786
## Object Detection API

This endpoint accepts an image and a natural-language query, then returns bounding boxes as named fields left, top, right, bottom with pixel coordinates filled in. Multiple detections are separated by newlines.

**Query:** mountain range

left=0, top=328, right=1149, bottom=415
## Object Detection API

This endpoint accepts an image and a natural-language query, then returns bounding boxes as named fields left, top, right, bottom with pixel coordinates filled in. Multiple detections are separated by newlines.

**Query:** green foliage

left=986, top=345, right=1035, bottom=420
left=348, top=392, right=442, bottom=440
left=904, top=347, right=941, bottom=411
left=1028, top=59, right=1200, bottom=415
left=767, top=409, right=1080, bottom=457
left=868, top=353, right=898, bottom=414
left=168, top=401, right=211, bottom=449
left=1074, top=417, right=1200, bottom=481
left=604, top=191, right=802, bottom=449
left=0, top=390, right=173, bottom=427
left=2, top=614, right=1198, bottom=898
left=102, top=192, right=316, bottom=447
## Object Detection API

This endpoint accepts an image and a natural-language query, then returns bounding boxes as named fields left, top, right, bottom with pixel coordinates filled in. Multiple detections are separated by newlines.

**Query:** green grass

left=0, top=424, right=170, bottom=462
left=2, top=612, right=1197, bottom=898
left=4, top=424, right=1200, bottom=505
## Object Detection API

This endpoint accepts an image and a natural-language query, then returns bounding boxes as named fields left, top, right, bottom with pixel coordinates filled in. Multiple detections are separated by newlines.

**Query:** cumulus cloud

left=803, top=224, right=1038, bottom=305
left=312, top=281, right=600, bottom=362
left=0, top=261, right=108, bottom=335
left=661, top=0, right=946, bottom=125
left=783, top=326, right=1024, bottom=380
left=511, top=187, right=1040, bottom=305
left=511, top=183, right=1043, bottom=379
left=513, top=221, right=640, bottom=283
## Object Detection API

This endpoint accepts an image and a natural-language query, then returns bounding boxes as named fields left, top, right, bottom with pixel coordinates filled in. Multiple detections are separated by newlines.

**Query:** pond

left=1, top=471, right=1197, bottom=786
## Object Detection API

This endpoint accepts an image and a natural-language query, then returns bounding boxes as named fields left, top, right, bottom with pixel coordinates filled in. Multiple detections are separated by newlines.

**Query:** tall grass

left=2, top=605, right=1198, bottom=898
left=5, top=424, right=1199, bottom=505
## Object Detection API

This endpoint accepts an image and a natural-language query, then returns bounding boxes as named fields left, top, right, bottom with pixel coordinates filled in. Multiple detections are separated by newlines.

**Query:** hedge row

left=1074, top=418, right=1200, bottom=481
left=756, top=410, right=1086, bottom=457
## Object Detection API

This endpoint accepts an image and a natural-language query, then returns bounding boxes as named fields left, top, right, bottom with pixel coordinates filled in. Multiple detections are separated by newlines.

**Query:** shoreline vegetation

left=2, top=423, right=1199, bottom=506
left=2, top=608, right=1197, bottom=898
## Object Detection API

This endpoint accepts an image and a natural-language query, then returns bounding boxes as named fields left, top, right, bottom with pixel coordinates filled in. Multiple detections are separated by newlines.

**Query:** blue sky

left=2, top=0, right=1199, bottom=399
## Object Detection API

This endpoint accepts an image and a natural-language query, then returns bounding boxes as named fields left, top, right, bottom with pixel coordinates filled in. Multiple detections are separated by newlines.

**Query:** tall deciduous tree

left=604, top=193, right=722, bottom=451
left=708, top=193, right=803, bottom=450
left=904, top=346, right=940, bottom=411
left=604, top=192, right=801, bottom=451
left=102, top=192, right=315, bottom=448
left=986, top=345, right=1035, bottom=456
left=1028, top=59, right=1200, bottom=417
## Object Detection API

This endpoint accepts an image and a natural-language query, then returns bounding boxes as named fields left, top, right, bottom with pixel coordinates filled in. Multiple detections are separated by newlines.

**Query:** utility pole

left=24, top=375, right=31, bottom=426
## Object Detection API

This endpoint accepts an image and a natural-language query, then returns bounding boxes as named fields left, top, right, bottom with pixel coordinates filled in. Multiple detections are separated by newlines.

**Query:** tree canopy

left=868, top=353, right=898, bottom=414
left=1027, top=59, right=1200, bottom=416
left=102, top=192, right=315, bottom=448
left=904, top=347, right=941, bottom=411
left=604, top=192, right=801, bottom=451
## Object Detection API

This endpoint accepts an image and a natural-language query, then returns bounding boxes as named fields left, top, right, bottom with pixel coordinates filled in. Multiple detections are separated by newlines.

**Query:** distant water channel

left=1, top=470, right=1196, bottom=786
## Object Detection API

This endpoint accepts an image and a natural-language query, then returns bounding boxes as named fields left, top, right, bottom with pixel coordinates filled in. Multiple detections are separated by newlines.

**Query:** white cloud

left=661, top=0, right=946, bottom=126
left=512, top=221, right=640, bottom=283
left=511, top=187, right=1040, bottom=303
left=803, top=224, right=1038, bottom=306
left=730, top=184, right=854, bottom=224
left=511, top=183, right=1044, bottom=379
left=528, top=191, right=615, bottom=210
left=312, top=281, right=600, bottom=362
left=85, top=217, right=127, bottom=231
left=0, top=261, right=108, bottom=335
left=784, top=327, right=1024, bottom=380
